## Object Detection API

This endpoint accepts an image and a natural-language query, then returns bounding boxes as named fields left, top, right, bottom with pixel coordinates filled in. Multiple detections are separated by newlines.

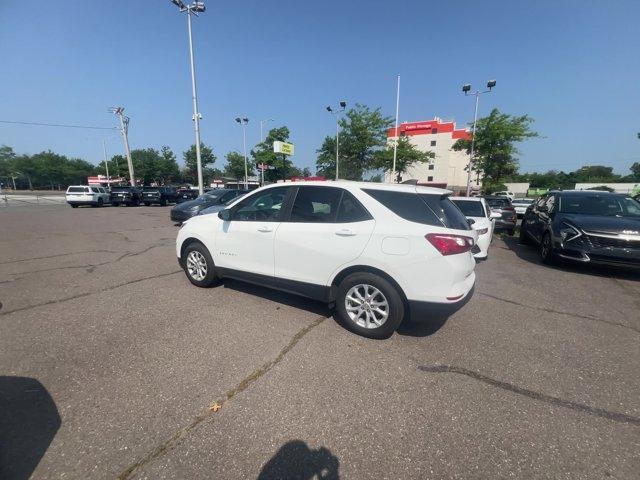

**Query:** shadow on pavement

left=501, top=235, right=640, bottom=281
left=0, top=376, right=60, bottom=480
left=258, top=440, right=340, bottom=480
left=221, top=279, right=331, bottom=317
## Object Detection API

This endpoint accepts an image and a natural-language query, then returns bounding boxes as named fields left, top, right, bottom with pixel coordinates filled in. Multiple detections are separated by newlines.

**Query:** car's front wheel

left=539, top=232, right=556, bottom=265
left=335, top=272, right=404, bottom=339
left=182, top=242, right=218, bottom=287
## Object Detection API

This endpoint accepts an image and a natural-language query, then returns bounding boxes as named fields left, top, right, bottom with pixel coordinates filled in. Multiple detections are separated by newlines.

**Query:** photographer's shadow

left=0, top=376, right=60, bottom=480
left=258, top=440, right=340, bottom=480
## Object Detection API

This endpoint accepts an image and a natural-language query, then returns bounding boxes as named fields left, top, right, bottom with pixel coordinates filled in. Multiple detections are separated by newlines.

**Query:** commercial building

left=386, top=118, right=477, bottom=193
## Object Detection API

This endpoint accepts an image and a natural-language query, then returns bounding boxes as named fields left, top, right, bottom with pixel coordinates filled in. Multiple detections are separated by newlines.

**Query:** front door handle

left=257, top=226, right=273, bottom=233
left=335, top=228, right=357, bottom=237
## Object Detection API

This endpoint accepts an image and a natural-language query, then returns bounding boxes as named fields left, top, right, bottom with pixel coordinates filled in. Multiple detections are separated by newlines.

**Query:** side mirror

left=490, top=211, right=501, bottom=219
left=218, top=209, right=231, bottom=221
left=467, top=218, right=475, bottom=226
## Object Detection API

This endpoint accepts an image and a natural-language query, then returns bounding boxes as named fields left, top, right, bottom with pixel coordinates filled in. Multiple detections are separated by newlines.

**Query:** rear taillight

left=426, top=233, right=475, bottom=256
left=503, top=207, right=515, bottom=212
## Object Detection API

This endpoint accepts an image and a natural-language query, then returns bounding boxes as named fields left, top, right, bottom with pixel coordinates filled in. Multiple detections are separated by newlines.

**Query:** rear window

left=420, top=194, right=471, bottom=230
left=67, top=187, right=84, bottom=193
left=486, top=198, right=511, bottom=208
left=451, top=199, right=485, bottom=217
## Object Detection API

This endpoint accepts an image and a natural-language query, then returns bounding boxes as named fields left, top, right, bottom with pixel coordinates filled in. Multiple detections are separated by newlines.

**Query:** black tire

left=539, top=232, right=556, bottom=265
left=507, top=228, right=516, bottom=236
left=335, top=272, right=404, bottom=339
left=144, top=202, right=151, bottom=206
left=160, top=199, right=167, bottom=207
left=97, top=198, right=104, bottom=207
left=112, top=202, right=120, bottom=207
left=182, top=242, right=219, bottom=288
left=71, top=204, right=79, bottom=208
left=519, top=224, right=531, bottom=245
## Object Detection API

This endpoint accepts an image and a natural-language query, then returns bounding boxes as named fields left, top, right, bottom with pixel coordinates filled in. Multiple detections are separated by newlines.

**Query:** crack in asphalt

left=116, top=314, right=329, bottom=480
left=0, top=249, right=117, bottom=265
left=0, top=270, right=182, bottom=316
left=2, top=241, right=174, bottom=277
left=477, top=291, right=640, bottom=334
left=418, top=365, right=640, bottom=427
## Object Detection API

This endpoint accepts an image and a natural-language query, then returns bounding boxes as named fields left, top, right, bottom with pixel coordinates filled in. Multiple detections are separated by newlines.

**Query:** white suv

left=176, top=182, right=477, bottom=338
left=66, top=185, right=110, bottom=208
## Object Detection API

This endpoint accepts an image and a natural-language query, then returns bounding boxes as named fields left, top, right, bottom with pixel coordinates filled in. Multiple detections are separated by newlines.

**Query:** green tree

left=316, top=104, right=393, bottom=180
left=251, top=126, right=296, bottom=182
left=183, top=143, right=216, bottom=183
left=224, top=151, right=254, bottom=181
left=630, top=162, right=640, bottom=180
left=373, top=136, right=434, bottom=182
left=302, top=167, right=313, bottom=178
left=452, top=108, right=538, bottom=191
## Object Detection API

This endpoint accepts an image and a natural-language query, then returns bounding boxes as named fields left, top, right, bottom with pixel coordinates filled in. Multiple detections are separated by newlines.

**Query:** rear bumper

left=67, top=201, right=97, bottom=206
left=408, top=283, right=475, bottom=321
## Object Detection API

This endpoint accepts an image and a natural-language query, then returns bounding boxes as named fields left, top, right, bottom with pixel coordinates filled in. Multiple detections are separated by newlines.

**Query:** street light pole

left=390, top=74, right=400, bottom=183
left=236, top=117, right=249, bottom=189
left=260, top=118, right=274, bottom=143
left=462, top=80, right=496, bottom=196
left=326, top=102, right=346, bottom=181
left=170, top=1, right=206, bottom=195
left=102, top=139, right=110, bottom=186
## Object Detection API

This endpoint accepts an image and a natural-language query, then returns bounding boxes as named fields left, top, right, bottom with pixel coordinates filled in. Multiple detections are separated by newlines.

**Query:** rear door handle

left=257, top=226, right=273, bottom=233
left=335, top=228, right=357, bottom=237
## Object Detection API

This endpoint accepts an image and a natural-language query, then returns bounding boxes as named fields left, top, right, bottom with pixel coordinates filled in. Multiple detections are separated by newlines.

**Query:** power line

left=0, top=120, right=118, bottom=130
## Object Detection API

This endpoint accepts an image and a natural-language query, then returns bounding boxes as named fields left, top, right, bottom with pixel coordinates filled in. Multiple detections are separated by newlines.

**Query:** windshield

left=452, top=200, right=485, bottom=217
left=559, top=194, right=640, bottom=217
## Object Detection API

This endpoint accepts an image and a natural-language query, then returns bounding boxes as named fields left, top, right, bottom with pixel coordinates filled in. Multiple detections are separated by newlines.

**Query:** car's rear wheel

left=335, top=272, right=404, bottom=339
left=144, top=202, right=150, bottom=206
left=97, top=198, right=104, bottom=207
left=160, top=199, right=167, bottom=206
left=112, top=202, right=119, bottom=207
left=71, top=204, right=78, bottom=208
left=183, top=242, right=218, bottom=287
left=539, top=232, right=556, bottom=265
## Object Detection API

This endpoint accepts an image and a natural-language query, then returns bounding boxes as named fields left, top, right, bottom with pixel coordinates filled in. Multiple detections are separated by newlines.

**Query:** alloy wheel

left=345, top=284, right=389, bottom=329
left=186, top=250, right=208, bottom=281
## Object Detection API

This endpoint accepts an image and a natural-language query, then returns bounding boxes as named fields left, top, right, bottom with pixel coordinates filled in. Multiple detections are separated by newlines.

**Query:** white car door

left=213, top=186, right=291, bottom=278
left=274, top=186, right=375, bottom=287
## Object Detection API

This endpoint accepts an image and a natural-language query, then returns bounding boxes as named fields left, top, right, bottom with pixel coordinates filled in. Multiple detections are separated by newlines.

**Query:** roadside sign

left=273, top=141, right=294, bottom=156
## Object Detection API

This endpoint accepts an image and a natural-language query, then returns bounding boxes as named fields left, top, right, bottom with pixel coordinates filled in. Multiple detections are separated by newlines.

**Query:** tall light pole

left=102, top=139, right=110, bottom=187
left=326, top=101, right=346, bottom=180
left=462, top=79, right=496, bottom=196
left=110, top=107, right=135, bottom=186
left=235, top=117, right=249, bottom=189
left=390, top=75, right=401, bottom=183
left=260, top=118, right=274, bottom=143
left=170, top=0, right=206, bottom=195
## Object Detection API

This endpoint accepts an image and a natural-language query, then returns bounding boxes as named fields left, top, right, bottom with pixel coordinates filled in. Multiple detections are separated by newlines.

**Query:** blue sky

left=1, top=0, right=638, bottom=174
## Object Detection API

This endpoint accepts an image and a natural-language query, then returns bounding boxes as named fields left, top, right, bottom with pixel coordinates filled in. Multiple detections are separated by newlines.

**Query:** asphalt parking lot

left=1, top=204, right=639, bottom=480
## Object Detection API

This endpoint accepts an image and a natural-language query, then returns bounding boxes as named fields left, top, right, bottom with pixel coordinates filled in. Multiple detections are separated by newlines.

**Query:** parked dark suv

left=110, top=186, right=142, bottom=206
left=176, top=188, right=199, bottom=204
left=142, top=186, right=178, bottom=206
left=170, top=188, right=249, bottom=223
left=484, top=196, right=517, bottom=235
left=519, top=190, right=640, bottom=267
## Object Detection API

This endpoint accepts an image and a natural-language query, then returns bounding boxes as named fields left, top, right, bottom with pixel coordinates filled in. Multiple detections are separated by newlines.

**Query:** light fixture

left=487, top=79, right=497, bottom=90
left=462, top=84, right=471, bottom=94
left=339, top=101, right=347, bottom=108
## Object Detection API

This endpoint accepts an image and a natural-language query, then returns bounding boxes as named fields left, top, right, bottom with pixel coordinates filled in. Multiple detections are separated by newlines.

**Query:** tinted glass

left=337, top=191, right=372, bottom=223
left=363, top=189, right=441, bottom=226
left=486, top=198, right=511, bottom=208
left=421, top=194, right=472, bottom=230
left=290, top=186, right=341, bottom=223
left=68, top=187, right=84, bottom=193
left=452, top=200, right=485, bottom=217
left=90, top=187, right=99, bottom=193
left=232, top=187, right=289, bottom=221
left=559, top=194, right=640, bottom=217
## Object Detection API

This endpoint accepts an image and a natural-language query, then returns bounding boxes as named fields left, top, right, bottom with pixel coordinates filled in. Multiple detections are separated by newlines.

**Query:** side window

left=336, top=191, right=372, bottom=223
left=85, top=187, right=91, bottom=194
left=231, top=187, right=289, bottom=222
left=484, top=200, right=490, bottom=218
left=363, top=189, right=442, bottom=227
left=290, top=186, right=342, bottom=223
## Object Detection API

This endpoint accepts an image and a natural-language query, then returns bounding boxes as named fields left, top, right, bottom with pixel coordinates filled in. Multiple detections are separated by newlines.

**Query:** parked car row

left=170, top=189, right=249, bottom=223
left=65, top=185, right=240, bottom=209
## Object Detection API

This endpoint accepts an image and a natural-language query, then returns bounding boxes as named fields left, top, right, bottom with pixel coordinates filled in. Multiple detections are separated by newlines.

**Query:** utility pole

left=110, top=107, right=135, bottom=186
left=326, top=101, right=347, bottom=180
left=235, top=117, right=249, bottom=189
